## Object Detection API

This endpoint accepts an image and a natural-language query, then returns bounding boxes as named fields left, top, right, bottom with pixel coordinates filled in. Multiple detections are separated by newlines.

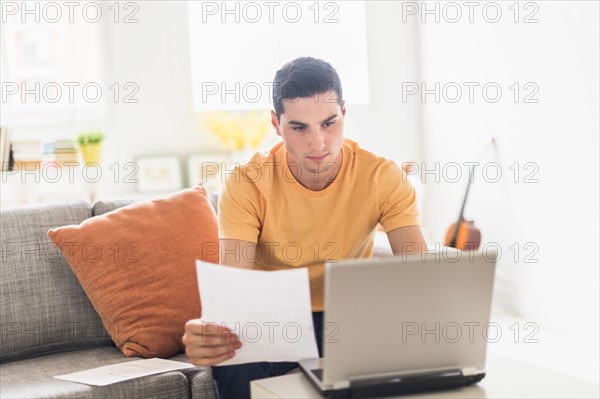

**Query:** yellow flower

left=201, top=110, right=270, bottom=152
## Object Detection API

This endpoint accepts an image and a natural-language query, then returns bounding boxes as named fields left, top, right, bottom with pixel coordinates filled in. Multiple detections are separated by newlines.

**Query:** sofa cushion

left=0, top=201, right=113, bottom=362
left=170, top=353, right=218, bottom=399
left=92, top=200, right=136, bottom=216
left=91, top=192, right=219, bottom=217
left=47, top=184, right=220, bottom=358
left=183, top=367, right=219, bottom=399
left=0, top=346, right=194, bottom=399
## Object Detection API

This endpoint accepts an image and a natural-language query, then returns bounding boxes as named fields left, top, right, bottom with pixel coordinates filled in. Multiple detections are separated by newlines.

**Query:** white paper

left=196, top=261, right=319, bottom=366
left=54, top=358, right=196, bottom=386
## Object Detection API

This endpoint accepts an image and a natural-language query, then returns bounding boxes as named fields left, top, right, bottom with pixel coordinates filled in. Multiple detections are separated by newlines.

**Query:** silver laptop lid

left=322, top=249, right=497, bottom=386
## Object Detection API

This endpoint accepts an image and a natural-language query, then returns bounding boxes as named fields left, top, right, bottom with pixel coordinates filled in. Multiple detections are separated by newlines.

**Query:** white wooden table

left=251, top=352, right=599, bottom=398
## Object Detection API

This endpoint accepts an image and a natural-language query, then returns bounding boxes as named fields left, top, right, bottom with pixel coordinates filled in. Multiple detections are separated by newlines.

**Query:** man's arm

left=387, top=225, right=427, bottom=255
left=219, top=239, right=256, bottom=268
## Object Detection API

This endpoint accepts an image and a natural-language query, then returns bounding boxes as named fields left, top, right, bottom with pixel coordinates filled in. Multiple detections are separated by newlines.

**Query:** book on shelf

left=1, top=136, right=82, bottom=172
left=7, top=144, right=14, bottom=171
left=0, top=127, right=12, bottom=171
left=10, top=139, right=43, bottom=170
left=43, top=139, right=79, bottom=163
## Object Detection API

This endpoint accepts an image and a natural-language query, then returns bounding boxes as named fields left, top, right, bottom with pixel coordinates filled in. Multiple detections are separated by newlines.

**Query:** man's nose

left=309, top=127, right=326, bottom=150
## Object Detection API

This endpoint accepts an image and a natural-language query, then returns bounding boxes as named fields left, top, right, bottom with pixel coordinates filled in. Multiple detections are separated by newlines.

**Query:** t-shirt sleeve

left=217, top=169, right=263, bottom=243
left=378, top=160, right=420, bottom=232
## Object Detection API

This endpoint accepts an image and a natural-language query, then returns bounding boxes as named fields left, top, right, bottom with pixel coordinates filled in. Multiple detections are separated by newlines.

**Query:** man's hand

left=183, top=319, right=242, bottom=366
left=183, top=239, right=254, bottom=366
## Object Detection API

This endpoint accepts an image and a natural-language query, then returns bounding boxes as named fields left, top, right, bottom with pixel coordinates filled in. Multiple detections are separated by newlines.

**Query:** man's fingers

left=197, top=333, right=240, bottom=346
left=188, top=342, right=240, bottom=358
left=183, top=334, right=239, bottom=349
left=183, top=319, right=242, bottom=366
left=182, top=330, right=239, bottom=346
left=185, top=320, right=238, bottom=338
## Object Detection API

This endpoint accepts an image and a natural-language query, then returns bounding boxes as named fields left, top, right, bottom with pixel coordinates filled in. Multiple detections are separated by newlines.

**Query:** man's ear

left=341, top=100, right=346, bottom=116
left=271, top=110, right=281, bottom=137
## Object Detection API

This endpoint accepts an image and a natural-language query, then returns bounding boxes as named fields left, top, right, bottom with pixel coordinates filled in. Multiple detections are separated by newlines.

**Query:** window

left=187, top=1, right=369, bottom=111
left=1, top=1, right=105, bottom=126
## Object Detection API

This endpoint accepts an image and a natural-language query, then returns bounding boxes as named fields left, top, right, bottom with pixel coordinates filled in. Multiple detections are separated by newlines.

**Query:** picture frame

left=187, top=153, right=230, bottom=193
left=136, top=156, right=182, bottom=193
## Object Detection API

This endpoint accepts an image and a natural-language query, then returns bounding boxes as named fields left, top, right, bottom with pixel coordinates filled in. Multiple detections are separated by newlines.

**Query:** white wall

left=97, top=1, right=201, bottom=194
left=416, top=0, right=599, bottom=380
left=350, top=2, right=422, bottom=162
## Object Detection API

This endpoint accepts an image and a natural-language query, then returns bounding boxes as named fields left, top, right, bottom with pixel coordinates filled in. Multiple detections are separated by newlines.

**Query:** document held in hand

left=195, top=261, right=319, bottom=366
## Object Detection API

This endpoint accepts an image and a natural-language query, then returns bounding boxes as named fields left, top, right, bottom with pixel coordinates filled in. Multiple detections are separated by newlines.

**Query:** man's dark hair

left=272, top=57, right=343, bottom=121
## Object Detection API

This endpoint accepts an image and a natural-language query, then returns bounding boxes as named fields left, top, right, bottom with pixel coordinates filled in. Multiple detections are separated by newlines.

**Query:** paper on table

left=196, top=261, right=319, bottom=366
left=54, top=358, right=196, bottom=386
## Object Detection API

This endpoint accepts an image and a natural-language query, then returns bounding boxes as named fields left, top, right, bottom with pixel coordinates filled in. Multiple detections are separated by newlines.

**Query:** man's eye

left=293, top=126, right=306, bottom=131
left=323, top=121, right=335, bottom=127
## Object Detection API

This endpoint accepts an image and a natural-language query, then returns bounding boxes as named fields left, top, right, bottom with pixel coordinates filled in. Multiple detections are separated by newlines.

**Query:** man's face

left=271, top=91, right=346, bottom=176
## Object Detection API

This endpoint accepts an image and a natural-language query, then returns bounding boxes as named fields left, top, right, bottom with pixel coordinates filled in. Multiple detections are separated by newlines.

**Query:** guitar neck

left=449, top=166, right=475, bottom=247
left=457, top=171, right=474, bottom=221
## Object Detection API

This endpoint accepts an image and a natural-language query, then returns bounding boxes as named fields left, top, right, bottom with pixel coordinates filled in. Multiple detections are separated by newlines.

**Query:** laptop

left=299, top=248, right=497, bottom=398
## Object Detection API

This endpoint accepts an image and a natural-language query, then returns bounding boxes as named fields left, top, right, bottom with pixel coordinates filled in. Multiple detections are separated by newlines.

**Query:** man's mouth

left=307, top=154, right=329, bottom=162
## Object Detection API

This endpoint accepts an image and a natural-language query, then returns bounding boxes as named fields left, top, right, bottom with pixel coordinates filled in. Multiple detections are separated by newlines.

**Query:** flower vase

left=79, top=143, right=103, bottom=165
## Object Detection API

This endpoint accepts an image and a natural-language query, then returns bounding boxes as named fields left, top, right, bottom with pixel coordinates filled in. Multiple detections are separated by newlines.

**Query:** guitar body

left=444, top=219, right=481, bottom=251
left=443, top=139, right=497, bottom=251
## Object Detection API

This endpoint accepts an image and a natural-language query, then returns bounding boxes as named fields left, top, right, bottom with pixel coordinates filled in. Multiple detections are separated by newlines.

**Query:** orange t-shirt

left=218, top=138, right=420, bottom=311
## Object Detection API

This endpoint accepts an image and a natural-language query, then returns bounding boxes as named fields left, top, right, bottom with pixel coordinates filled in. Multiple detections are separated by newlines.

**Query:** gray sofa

left=0, top=198, right=219, bottom=399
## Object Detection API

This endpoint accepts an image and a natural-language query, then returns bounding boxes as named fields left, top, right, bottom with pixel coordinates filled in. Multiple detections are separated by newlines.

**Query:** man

left=183, top=57, right=427, bottom=399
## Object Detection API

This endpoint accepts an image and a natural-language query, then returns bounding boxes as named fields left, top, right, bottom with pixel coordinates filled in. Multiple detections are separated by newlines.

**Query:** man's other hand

left=183, top=319, right=242, bottom=366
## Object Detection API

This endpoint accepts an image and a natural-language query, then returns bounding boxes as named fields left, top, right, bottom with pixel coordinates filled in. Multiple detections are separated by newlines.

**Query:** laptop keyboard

left=311, top=369, right=324, bottom=382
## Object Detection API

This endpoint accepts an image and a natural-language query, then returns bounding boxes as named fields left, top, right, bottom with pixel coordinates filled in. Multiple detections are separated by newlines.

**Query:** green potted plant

left=76, top=130, right=105, bottom=165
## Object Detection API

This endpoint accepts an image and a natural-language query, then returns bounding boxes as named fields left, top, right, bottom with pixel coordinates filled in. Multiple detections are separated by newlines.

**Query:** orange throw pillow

left=47, top=184, right=219, bottom=358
